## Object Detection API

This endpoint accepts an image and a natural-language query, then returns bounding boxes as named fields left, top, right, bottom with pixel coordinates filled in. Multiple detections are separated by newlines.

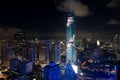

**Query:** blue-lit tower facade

left=44, top=62, right=60, bottom=80
left=19, top=60, right=33, bottom=76
left=45, top=39, right=50, bottom=64
left=66, top=12, right=76, bottom=64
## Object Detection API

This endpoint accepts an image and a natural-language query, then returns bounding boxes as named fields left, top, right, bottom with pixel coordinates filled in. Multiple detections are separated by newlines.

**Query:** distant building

left=9, top=58, right=21, bottom=71
left=26, top=46, right=36, bottom=63
left=14, top=31, right=27, bottom=54
left=49, top=41, right=55, bottom=62
left=55, top=42, right=61, bottom=64
left=45, top=39, right=50, bottom=64
left=113, top=34, right=119, bottom=49
left=19, top=60, right=33, bottom=76
left=2, top=46, right=15, bottom=67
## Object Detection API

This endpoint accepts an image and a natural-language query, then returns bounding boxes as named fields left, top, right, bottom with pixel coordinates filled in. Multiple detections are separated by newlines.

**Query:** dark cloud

left=55, top=0, right=91, bottom=17
left=107, top=19, right=120, bottom=24
left=107, top=0, right=120, bottom=8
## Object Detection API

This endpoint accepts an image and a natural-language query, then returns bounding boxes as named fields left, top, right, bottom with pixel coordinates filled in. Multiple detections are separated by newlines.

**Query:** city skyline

left=0, top=0, right=120, bottom=34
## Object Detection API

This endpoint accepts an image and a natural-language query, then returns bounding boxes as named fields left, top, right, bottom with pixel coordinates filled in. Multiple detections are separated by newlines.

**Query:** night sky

left=0, top=0, right=120, bottom=34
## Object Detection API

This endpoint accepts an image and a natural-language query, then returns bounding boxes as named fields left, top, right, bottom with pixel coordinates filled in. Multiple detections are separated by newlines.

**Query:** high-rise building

left=32, top=65, right=43, bottom=80
left=14, top=31, right=27, bottom=54
left=44, top=62, right=60, bottom=80
left=49, top=41, right=55, bottom=62
left=9, top=58, right=21, bottom=71
left=39, top=40, right=47, bottom=64
left=45, top=39, right=50, bottom=64
left=2, top=46, right=15, bottom=67
left=19, top=60, right=33, bottom=76
left=55, top=42, right=61, bottom=64
left=45, top=41, right=61, bottom=64
left=26, top=46, right=36, bottom=63
left=66, top=12, right=76, bottom=63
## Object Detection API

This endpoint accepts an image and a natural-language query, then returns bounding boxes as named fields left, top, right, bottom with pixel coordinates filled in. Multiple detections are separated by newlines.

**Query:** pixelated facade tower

left=66, top=11, right=76, bottom=63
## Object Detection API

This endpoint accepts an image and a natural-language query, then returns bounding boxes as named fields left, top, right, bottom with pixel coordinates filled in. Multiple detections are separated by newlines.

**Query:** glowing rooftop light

left=33, top=78, right=36, bottom=80
left=97, top=40, right=100, bottom=46
left=69, top=35, right=75, bottom=43
left=71, top=64, right=78, bottom=74
left=80, top=72, right=84, bottom=76
left=60, top=41, right=63, bottom=44
left=51, top=42, right=54, bottom=44
left=0, top=71, right=3, bottom=75
left=67, top=43, right=72, bottom=48
left=67, top=17, right=74, bottom=26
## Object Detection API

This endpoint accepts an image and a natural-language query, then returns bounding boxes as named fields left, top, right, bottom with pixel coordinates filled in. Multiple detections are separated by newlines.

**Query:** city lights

left=0, top=0, right=119, bottom=80
left=66, top=16, right=74, bottom=26
left=97, top=40, right=100, bottom=46
left=33, top=78, right=36, bottom=80
left=80, top=72, right=84, bottom=76
left=71, top=64, right=78, bottom=74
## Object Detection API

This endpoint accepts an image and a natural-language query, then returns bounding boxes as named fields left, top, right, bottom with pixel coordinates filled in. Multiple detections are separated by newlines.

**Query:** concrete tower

left=66, top=0, right=76, bottom=63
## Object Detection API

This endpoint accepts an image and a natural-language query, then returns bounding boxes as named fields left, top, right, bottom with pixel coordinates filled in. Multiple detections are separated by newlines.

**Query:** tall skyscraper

left=45, top=39, right=50, bottom=64
left=66, top=12, right=76, bottom=63
left=49, top=41, right=55, bottom=62
left=55, top=42, right=61, bottom=64
left=14, top=31, right=27, bottom=55
left=66, top=0, right=76, bottom=64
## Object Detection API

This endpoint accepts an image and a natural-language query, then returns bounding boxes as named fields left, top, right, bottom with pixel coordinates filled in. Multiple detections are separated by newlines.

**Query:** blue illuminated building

left=44, top=62, right=60, bottom=80
left=9, top=58, right=21, bottom=71
left=64, top=0, right=78, bottom=79
left=19, top=60, right=33, bottom=76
